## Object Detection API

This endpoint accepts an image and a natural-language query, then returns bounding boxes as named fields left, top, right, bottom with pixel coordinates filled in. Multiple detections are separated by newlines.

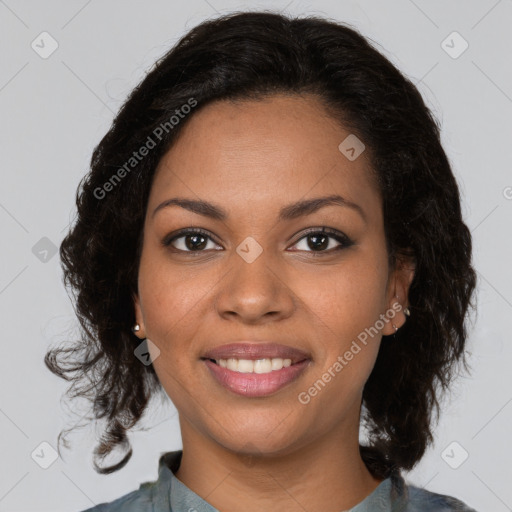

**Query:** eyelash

left=161, top=227, right=354, bottom=256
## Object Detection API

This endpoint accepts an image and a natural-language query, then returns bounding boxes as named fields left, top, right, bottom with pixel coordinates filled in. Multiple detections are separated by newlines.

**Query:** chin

left=210, top=423, right=306, bottom=458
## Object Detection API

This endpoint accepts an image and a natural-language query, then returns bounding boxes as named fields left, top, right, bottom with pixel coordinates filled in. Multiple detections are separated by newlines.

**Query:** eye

left=162, top=227, right=354, bottom=255
left=288, top=228, right=354, bottom=255
left=162, top=228, right=222, bottom=253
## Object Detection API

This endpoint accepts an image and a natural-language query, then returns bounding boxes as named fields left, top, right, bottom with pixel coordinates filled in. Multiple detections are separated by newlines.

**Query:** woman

left=46, top=11, right=478, bottom=512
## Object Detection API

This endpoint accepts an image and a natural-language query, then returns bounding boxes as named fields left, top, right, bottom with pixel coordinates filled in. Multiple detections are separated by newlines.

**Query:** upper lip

left=201, top=342, right=311, bottom=364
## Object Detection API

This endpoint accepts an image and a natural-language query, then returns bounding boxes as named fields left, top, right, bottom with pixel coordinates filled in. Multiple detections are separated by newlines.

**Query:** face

left=133, top=93, right=413, bottom=457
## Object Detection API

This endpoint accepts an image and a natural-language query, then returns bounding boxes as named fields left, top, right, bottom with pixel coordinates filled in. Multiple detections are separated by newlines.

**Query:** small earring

left=392, top=323, right=398, bottom=332
left=132, top=324, right=140, bottom=333
left=404, top=307, right=411, bottom=317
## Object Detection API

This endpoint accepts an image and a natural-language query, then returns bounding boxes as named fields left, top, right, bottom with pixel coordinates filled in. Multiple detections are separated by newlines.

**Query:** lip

left=201, top=342, right=311, bottom=365
left=200, top=342, right=312, bottom=398
left=203, top=358, right=311, bottom=397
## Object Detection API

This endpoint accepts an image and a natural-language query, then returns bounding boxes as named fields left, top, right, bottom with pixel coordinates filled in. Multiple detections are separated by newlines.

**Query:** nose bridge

left=231, top=237, right=277, bottom=296
left=215, top=237, right=294, bottom=320
left=234, top=240, right=273, bottom=286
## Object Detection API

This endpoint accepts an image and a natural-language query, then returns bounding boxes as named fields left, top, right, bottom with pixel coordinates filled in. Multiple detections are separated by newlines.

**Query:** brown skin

left=133, top=93, right=414, bottom=512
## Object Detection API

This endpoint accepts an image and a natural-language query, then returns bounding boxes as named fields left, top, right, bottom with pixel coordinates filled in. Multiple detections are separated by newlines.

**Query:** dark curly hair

left=45, top=10, right=477, bottom=478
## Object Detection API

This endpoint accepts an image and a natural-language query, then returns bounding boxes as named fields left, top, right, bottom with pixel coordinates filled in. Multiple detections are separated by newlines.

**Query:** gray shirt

left=80, top=450, right=477, bottom=511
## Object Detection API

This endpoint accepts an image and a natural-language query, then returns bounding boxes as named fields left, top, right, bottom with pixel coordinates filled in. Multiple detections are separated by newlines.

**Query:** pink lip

left=201, top=342, right=310, bottom=364
left=203, top=359, right=311, bottom=397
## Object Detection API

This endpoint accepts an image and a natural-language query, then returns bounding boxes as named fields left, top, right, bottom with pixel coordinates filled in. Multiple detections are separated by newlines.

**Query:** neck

left=174, top=416, right=383, bottom=512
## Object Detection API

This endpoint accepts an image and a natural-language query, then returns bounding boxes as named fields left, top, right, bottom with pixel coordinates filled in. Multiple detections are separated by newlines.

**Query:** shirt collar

left=155, top=450, right=409, bottom=512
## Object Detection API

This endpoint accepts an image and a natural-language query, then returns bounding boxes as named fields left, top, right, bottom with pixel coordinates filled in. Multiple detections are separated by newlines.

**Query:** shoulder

left=77, top=450, right=179, bottom=512
left=78, top=480, right=156, bottom=512
left=404, top=482, right=478, bottom=511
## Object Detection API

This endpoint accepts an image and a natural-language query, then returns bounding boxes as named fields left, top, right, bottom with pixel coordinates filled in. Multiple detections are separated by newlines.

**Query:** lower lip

left=202, top=359, right=310, bottom=397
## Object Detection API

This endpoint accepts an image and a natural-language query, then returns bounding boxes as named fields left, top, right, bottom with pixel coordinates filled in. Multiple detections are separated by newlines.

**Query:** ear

left=381, top=253, right=415, bottom=336
left=132, top=291, right=146, bottom=338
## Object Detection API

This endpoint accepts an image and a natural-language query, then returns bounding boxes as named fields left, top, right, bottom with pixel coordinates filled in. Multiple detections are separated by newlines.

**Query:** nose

left=214, top=245, right=295, bottom=324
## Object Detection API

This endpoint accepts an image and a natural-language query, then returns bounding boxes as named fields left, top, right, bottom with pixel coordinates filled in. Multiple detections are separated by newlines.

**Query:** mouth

left=201, top=342, right=311, bottom=367
left=200, top=342, right=311, bottom=397
left=200, top=356, right=308, bottom=374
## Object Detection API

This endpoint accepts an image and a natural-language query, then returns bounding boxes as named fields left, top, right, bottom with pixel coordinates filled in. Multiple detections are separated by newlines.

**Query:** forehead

left=150, top=94, right=381, bottom=219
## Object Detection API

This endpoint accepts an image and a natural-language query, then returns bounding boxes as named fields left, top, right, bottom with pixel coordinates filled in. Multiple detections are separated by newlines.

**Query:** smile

left=201, top=357, right=310, bottom=397
left=207, top=357, right=294, bottom=373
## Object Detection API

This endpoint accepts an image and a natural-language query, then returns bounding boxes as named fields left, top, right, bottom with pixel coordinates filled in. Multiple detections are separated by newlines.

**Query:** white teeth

left=226, top=358, right=238, bottom=371
left=215, top=357, right=293, bottom=373
left=271, top=358, right=283, bottom=370
left=254, top=359, right=272, bottom=373
left=237, top=359, right=254, bottom=373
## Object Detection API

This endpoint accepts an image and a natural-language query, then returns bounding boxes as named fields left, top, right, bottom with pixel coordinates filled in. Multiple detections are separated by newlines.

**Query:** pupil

left=186, top=234, right=207, bottom=250
left=309, top=234, right=328, bottom=251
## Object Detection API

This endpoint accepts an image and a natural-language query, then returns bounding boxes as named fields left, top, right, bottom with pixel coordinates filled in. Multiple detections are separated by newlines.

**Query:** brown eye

left=162, top=229, right=222, bottom=253
left=289, top=228, right=353, bottom=254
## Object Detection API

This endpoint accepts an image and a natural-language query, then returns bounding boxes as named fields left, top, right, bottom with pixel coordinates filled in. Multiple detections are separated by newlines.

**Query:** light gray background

left=1, top=1, right=511, bottom=511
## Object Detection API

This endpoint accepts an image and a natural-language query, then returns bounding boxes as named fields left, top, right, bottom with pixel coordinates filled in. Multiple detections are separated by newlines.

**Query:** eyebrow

left=151, top=194, right=367, bottom=223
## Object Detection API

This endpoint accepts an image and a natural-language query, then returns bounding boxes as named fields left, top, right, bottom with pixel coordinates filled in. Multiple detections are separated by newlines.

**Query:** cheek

left=138, top=254, right=214, bottom=337
left=298, top=256, right=388, bottom=340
